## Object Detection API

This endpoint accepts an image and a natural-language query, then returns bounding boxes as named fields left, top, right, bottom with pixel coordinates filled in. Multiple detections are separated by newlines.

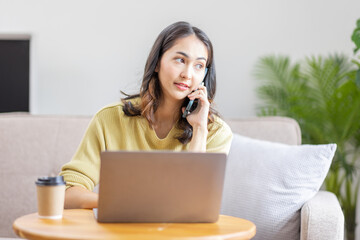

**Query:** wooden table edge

left=13, top=210, right=256, bottom=240
left=13, top=221, right=66, bottom=240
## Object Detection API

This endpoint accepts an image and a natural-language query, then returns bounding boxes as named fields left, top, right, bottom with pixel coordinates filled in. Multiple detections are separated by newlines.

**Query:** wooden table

left=13, top=209, right=256, bottom=240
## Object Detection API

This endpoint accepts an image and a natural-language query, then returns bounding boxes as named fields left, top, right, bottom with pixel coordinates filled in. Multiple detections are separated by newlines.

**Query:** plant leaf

left=351, top=19, right=360, bottom=54
left=356, top=69, right=360, bottom=89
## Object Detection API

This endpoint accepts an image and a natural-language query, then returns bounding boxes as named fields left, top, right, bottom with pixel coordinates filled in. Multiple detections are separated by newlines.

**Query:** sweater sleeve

left=206, top=118, right=233, bottom=154
left=59, top=114, right=105, bottom=191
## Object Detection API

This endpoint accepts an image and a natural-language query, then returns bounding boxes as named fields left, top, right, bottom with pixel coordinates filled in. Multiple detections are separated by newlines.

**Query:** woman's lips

left=174, top=83, right=189, bottom=91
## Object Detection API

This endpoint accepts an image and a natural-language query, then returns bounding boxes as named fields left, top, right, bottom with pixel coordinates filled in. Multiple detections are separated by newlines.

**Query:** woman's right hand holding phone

left=183, top=82, right=210, bottom=152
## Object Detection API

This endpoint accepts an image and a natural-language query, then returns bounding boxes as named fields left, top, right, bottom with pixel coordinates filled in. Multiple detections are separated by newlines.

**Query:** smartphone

left=182, top=68, right=208, bottom=118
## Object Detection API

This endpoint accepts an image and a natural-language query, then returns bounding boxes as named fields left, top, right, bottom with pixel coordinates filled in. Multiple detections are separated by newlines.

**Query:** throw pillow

left=220, top=134, right=336, bottom=240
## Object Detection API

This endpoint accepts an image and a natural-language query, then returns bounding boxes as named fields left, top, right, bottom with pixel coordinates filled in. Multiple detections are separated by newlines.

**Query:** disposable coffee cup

left=35, top=176, right=66, bottom=219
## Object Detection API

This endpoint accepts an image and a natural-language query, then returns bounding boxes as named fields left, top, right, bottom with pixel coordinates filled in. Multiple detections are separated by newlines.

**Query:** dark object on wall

left=0, top=39, right=30, bottom=113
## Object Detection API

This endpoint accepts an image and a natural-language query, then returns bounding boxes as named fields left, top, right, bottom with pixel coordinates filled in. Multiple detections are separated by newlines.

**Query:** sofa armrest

left=300, top=190, right=344, bottom=240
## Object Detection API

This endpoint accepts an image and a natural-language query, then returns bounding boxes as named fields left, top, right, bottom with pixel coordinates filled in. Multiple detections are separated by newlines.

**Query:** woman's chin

left=165, top=94, right=187, bottom=102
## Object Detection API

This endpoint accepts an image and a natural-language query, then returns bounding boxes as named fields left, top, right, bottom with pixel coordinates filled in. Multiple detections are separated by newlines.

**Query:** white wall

left=1, top=0, right=359, bottom=117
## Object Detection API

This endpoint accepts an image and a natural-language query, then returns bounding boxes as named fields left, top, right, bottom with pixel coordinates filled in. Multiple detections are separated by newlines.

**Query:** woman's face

left=157, top=34, right=208, bottom=103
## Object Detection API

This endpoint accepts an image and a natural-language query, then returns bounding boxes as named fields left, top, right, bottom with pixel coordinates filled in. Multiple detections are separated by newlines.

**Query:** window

left=0, top=37, right=30, bottom=113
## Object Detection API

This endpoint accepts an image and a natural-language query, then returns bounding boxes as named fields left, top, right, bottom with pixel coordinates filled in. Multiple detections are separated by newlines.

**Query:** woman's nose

left=180, top=66, right=192, bottom=79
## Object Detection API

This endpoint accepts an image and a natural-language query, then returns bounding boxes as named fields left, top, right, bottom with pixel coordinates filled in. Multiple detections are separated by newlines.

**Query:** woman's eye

left=175, top=58, right=185, bottom=63
left=195, top=64, right=204, bottom=70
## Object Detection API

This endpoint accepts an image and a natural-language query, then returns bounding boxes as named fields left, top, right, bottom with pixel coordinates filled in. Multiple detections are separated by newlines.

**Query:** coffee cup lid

left=35, top=176, right=66, bottom=186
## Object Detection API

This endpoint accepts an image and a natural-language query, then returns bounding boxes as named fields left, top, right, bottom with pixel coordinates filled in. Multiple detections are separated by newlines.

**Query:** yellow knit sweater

left=60, top=101, right=233, bottom=191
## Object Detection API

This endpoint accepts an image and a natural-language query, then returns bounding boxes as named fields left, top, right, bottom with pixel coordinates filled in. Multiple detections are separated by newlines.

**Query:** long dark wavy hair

left=122, top=21, right=219, bottom=144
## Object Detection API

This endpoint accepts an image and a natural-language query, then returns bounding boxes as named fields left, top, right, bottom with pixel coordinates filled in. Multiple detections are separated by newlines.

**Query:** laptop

left=93, top=150, right=227, bottom=223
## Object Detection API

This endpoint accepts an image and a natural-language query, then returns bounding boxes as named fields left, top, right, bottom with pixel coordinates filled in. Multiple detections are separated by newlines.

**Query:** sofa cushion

left=220, top=134, right=336, bottom=240
left=226, top=116, right=301, bottom=145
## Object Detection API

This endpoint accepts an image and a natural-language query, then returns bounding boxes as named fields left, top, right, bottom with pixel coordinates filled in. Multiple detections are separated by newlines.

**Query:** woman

left=60, top=21, right=233, bottom=209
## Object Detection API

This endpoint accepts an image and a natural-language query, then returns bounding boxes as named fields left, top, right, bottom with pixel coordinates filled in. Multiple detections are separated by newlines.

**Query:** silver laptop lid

left=97, top=151, right=227, bottom=223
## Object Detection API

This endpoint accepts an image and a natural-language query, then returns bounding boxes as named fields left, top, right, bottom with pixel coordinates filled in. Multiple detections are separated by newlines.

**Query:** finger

left=189, top=91, right=206, bottom=101
left=188, top=87, right=205, bottom=98
left=196, top=86, right=207, bottom=97
left=188, top=90, right=202, bottom=99
left=197, top=85, right=207, bottom=90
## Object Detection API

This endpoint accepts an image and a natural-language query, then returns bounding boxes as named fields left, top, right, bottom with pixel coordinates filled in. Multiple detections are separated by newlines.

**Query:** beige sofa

left=0, top=114, right=343, bottom=239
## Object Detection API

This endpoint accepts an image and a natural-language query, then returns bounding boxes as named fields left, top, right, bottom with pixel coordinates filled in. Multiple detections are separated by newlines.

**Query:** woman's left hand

left=182, top=85, right=210, bottom=130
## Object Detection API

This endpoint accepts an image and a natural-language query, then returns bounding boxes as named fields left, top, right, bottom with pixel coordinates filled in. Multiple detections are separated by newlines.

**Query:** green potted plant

left=254, top=19, right=360, bottom=240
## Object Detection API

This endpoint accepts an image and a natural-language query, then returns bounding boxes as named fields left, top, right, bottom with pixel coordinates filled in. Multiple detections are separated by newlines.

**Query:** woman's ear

left=155, top=64, right=159, bottom=72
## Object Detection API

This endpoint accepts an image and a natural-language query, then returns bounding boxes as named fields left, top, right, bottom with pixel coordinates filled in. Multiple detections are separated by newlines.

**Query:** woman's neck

left=153, top=97, right=182, bottom=127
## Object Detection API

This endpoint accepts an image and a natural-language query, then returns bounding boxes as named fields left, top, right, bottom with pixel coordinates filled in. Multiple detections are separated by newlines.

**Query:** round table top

left=13, top=209, right=256, bottom=240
